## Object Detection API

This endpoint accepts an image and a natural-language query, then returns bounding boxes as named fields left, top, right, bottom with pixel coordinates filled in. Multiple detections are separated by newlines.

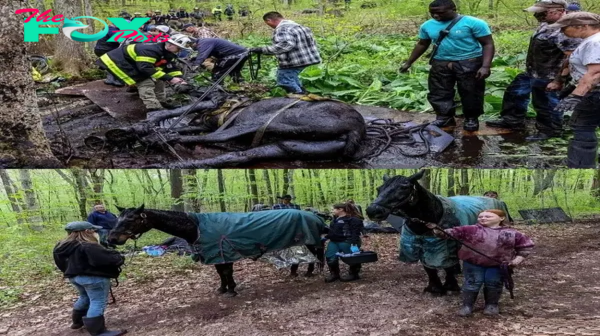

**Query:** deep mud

left=2, top=222, right=599, bottom=336
left=39, top=81, right=571, bottom=169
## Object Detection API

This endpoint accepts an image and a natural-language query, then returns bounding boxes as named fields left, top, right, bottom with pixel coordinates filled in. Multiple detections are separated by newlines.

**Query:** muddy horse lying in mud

left=108, top=205, right=327, bottom=297
left=366, top=170, right=511, bottom=296
left=95, top=91, right=434, bottom=167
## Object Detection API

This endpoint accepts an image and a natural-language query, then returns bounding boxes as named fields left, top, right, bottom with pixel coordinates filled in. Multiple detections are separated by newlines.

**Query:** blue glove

left=321, top=237, right=328, bottom=242
left=350, top=245, right=360, bottom=253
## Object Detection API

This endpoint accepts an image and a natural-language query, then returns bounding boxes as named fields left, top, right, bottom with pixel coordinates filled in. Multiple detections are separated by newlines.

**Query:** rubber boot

left=71, top=309, right=87, bottom=329
left=567, top=140, right=598, bottom=168
left=82, top=315, right=127, bottom=336
left=483, top=288, right=502, bottom=316
left=324, top=262, right=340, bottom=283
left=458, top=291, right=479, bottom=317
left=340, top=264, right=360, bottom=282
left=463, top=118, right=479, bottom=132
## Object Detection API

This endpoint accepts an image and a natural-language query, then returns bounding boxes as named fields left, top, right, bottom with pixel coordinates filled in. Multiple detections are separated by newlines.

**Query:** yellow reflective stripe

left=152, top=71, right=167, bottom=79
left=99, top=54, right=135, bottom=85
left=126, top=45, right=137, bottom=61
left=168, top=71, right=183, bottom=76
left=137, top=56, right=157, bottom=63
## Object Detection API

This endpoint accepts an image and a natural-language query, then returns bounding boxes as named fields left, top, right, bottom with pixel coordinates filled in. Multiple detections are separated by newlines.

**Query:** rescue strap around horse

left=250, top=99, right=302, bottom=147
left=166, top=52, right=248, bottom=132
left=410, top=218, right=516, bottom=299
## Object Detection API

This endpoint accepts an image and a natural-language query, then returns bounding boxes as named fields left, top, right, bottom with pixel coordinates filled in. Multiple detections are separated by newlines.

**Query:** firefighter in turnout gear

left=97, top=34, right=192, bottom=112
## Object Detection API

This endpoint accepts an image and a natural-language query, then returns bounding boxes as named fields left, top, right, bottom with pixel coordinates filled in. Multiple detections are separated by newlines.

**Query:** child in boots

left=428, top=209, right=534, bottom=316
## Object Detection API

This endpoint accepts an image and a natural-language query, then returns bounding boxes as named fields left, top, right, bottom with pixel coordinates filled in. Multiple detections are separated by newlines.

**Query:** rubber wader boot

left=340, top=264, right=360, bottom=282
left=71, top=309, right=87, bottom=329
left=458, top=291, right=479, bottom=317
left=325, top=262, right=340, bottom=283
left=567, top=140, right=598, bottom=168
left=82, top=315, right=127, bottom=336
left=483, top=288, right=502, bottom=316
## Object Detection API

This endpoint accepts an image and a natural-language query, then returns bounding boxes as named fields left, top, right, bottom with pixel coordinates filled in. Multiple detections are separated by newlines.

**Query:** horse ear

left=115, top=205, right=125, bottom=212
left=135, top=204, right=145, bottom=213
left=383, top=174, right=390, bottom=182
left=408, top=170, right=426, bottom=182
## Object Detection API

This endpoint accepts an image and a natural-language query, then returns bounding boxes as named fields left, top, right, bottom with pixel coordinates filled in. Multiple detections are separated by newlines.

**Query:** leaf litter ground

left=1, top=222, right=599, bottom=336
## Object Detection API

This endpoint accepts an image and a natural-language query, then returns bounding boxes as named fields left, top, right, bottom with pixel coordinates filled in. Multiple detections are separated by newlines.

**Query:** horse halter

left=122, top=212, right=148, bottom=240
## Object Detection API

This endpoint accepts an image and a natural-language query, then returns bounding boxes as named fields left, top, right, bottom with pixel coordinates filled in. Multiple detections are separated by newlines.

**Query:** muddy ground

left=38, top=80, right=571, bottom=169
left=2, top=222, right=599, bottom=336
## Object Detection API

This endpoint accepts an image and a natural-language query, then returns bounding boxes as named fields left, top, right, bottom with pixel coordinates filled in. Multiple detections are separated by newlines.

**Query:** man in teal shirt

left=400, top=0, right=495, bottom=131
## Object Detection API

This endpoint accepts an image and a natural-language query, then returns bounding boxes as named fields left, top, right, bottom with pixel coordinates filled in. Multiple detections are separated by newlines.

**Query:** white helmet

left=167, top=33, right=192, bottom=50
left=154, top=25, right=170, bottom=33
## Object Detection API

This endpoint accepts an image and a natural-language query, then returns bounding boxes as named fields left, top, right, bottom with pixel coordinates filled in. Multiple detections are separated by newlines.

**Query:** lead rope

left=109, top=237, right=139, bottom=304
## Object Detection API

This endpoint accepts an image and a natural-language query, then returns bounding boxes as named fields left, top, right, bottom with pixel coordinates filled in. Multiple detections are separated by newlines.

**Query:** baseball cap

left=524, top=0, right=567, bottom=12
left=281, top=194, right=293, bottom=199
left=549, top=11, right=600, bottom=28
left=65, top=221, right=103, bottom=232
left=183, top=23, right=195, bottom=29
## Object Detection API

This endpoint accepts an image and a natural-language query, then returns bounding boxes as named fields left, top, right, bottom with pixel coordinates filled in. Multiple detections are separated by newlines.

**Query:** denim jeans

left=69, top=275, right=111, bottom=317
left=325, top=241, right=361, bottom=263
left=568, top=90, right=600, bottom=168
left=98, top=229, right=110, bottom=246
left=276, top=67, right=306, bottom=94
left=500, top=73, right=561, bottom=134
left=178, top=49, right=191, bottom=59
left=462, top=261, right=503, bottom=293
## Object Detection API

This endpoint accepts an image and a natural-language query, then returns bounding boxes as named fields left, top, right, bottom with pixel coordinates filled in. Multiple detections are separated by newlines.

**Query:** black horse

left=107, top=205, right=326, bottom=297
left=365, top=170, right=461, bottom=296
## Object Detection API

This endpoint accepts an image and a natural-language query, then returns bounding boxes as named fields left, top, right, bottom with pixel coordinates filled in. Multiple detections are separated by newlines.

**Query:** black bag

left=428, top=15, right=464, bottom=64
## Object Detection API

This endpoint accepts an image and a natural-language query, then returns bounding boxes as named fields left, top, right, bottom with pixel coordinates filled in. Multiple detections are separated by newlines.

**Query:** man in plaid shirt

left=272, top=195, right=301, bottom=210
left=249, top=12, right=322, bottom=94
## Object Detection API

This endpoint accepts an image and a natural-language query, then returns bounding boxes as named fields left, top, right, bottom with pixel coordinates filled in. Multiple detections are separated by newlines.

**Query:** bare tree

left=170, top=169, right=185, bottom=212
left=0, top=169, right=23, bottom=225
left=19, top=169, right=43, bottom=231
left=0, top=1, right=61, bottom=168
left=217, top=169, right=226, bottom=212
left=53, top=0, right=92, bottom=76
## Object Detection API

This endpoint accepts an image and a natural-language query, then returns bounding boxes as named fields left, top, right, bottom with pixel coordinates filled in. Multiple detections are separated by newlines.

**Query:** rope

left=364, top=120, right=432, bottom=158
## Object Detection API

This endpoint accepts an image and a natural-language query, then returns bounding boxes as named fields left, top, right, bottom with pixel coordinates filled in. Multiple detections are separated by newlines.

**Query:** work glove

left=350, top=245, right=360, bottom=254
left=555, top=93, right=584, bottom=115
left=248, top=47, right=263, bottom=54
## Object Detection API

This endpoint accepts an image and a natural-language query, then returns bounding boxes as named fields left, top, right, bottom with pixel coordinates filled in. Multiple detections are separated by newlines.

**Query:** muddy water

left=42, top=97, right=569, bottom=169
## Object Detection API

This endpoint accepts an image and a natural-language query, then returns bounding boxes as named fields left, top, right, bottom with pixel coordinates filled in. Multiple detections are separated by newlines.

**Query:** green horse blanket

left=400, top=196, right=511, bottom=269
left=189, top=209, right=326, bottom=265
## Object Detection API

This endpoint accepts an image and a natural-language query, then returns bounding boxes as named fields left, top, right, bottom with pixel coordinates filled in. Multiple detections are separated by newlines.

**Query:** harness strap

left=250, top=99, right=302, bottom=148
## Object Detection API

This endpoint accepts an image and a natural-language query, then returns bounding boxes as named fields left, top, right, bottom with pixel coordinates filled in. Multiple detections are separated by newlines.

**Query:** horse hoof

left=224, top=291, right=238, bottom=298
left=216, top=287, right=227, bottom=294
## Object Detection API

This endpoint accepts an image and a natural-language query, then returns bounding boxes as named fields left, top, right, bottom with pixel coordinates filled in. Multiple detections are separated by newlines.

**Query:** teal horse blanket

left=399, top=196, right=511, bottom=269
left=189, top=209, right=326, bottom=265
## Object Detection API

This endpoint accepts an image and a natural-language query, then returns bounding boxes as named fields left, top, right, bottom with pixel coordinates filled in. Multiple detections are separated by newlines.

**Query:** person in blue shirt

left=400, top=0, right=495, bottom=132
left=86, top=204, right=118, bottom=247
left=272, top=195, right=301, bottom=210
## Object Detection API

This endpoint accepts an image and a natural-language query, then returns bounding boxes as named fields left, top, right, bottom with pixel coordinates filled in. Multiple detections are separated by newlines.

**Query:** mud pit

left=2, top=222, right=599, bottom=336
left=42, top=80, right=568, bottom=168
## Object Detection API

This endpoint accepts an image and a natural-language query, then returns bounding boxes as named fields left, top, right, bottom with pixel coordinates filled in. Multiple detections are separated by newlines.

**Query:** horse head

left=366, top=170, right=426, bottom=221
left=108, top=204, right=151, bottom=245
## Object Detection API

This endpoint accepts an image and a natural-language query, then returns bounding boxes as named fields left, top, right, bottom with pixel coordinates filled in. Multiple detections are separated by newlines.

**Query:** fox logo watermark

left=15, top=9, right=165, bottom=43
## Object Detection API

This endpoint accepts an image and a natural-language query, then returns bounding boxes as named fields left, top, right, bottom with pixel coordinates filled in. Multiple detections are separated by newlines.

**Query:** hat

left=167, top=33, right=193, bottom=50
left=65, top=221, right=102, bottom=232
left=549, top=12, right=600, bottom=28
left=183, top=23, right=195, bottom=29
left=154, top=25, right=170, bottom=33
left=566, top=3, right=581, bottom=11
left=524, top=0, right=567, bottom=12
left=281, top=194, right=293, bottom=199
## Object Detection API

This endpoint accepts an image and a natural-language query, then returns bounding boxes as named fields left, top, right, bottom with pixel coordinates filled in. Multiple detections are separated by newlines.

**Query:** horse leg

left=214, top=264, right=227, bottom=294
left=443, top=266, right=461, bottom=293
left=168, top=140, right=347, bottom=168
left=223, top=262, right=237, bottom=297
left=177, top=127, right=255, bottom=144
left=304, top=245, right=318, bottom=277
left=423, top=266, right=446, bottom=296
left=290, top=264, right=299, bottom=277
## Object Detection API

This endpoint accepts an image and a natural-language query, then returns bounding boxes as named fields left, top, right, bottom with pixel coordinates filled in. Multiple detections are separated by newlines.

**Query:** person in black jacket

left=53, top=221, right=126, bottom=336
left=94, top=25, right=125, bottom=87
left=324, top=202, right=364, bottom=283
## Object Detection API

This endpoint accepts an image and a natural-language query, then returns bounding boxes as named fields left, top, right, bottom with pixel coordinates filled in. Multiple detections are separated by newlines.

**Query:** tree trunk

left=72, top=169, right=91, bottom=219
left=418, top=168, right=431, bottom=190
left=592, top=169, right=600, bottom=198
left=217, top=169, right=226, bottom=212
left=533, top=169, right=557, bottom=196
left=170, top=169, right=185, bottom=212
left=447, top=168, right=456, bottom=197
left=282, top=169, right=290, bottom=195
left=262, top=169, right=275, bottom=205
left=53, top=0, right=92, bottom=76
left=87, top=169, right=105, bottom=204
left=0, top=2, right=61, bottom=168
left=459, top=169, right=470, bottom=195
left=19, top=169, right=43, bottom=230
left=248, top=169, right=259, bottom=206
left=0, top=169, right=23, bottom=225
left=183, top=169, right=201, bottom=212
